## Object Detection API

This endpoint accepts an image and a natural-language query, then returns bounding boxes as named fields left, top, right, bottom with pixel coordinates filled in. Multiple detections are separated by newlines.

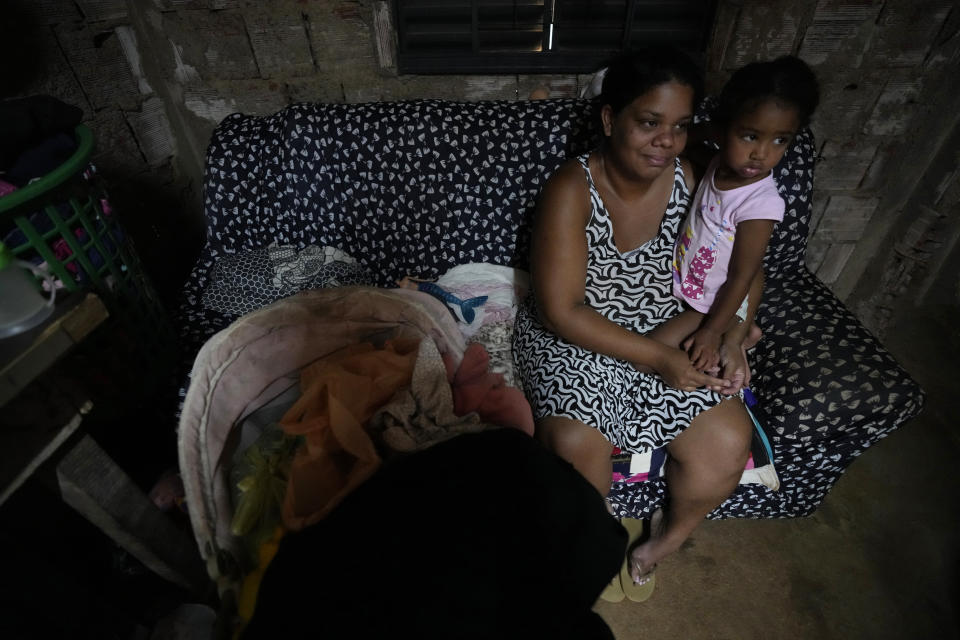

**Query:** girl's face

left=720, top=98, right=800, bottom=185
left=602, top=81, right=695, bottom=181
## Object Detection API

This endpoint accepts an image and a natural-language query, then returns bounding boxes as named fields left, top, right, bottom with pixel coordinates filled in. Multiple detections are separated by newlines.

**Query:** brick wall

left=6, top=0, right=958, bottom=334
left=140, top=0, right=587, bottom=177
left=3, top=1, right=198, bottom=301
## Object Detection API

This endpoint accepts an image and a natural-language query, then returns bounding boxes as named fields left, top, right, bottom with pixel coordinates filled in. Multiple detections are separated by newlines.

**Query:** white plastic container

left=0, top=241, right=56, bottom=338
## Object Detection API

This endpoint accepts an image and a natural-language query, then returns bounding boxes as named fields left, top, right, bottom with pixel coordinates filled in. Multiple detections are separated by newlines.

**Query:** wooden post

left=56, top=435, right=208, bottom=594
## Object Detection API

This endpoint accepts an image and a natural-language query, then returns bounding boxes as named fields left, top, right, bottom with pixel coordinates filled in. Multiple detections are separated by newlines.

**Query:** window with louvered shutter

left=394, top=0, right=715, bottom=74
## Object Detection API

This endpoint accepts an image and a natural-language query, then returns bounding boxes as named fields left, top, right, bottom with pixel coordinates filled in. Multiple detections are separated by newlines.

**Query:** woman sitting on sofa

left=512, top=48, right=755, bottom=593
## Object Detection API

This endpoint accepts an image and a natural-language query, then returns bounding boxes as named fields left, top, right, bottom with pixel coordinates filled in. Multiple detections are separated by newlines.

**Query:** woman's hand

left=652, top=345, right=729, bottom=393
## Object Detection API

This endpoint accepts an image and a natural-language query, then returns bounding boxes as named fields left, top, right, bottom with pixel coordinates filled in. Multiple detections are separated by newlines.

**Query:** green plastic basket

left=0, top=124, right=175, bottom=366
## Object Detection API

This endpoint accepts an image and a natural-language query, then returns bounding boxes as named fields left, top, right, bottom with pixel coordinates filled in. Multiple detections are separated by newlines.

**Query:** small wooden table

left=0, top=293, right=207, bottom=593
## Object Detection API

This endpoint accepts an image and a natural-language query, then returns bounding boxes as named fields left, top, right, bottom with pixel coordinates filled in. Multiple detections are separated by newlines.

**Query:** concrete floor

left=595, top=302, right=960, bottom=639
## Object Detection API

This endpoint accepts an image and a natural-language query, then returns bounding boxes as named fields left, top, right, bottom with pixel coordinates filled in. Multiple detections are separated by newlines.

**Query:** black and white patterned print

left=513, top=155, right=723, bottom=452
left=175, top=100, right=599, bottom=366
left=200, top=244, right=371, bottom=318
left=174, top=98, right=923, bottom=521
left=201, top=248, right=276, bottom=316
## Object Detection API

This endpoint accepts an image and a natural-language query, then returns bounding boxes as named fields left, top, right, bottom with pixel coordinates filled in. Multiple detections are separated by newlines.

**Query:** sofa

left=175, top=98, right=923, bottom=523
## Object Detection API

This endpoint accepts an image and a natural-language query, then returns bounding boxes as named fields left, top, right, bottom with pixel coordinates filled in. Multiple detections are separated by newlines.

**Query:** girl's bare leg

left=646, top=308, right=705, bottom=349
left=633, top=309, right=706, bottom=374
left=744, top=322, right=763, bottom=350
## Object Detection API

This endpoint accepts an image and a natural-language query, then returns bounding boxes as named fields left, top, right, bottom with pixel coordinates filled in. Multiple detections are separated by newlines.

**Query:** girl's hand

left=652, top=346, right=729, bottom=393
left=716, top=340, right=749, bottom=395
left=682, top=328, right=722, bottom=372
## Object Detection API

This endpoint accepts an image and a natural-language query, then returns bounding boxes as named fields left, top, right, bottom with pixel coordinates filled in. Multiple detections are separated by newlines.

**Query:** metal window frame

left=394, top=0, right=716, bottom=75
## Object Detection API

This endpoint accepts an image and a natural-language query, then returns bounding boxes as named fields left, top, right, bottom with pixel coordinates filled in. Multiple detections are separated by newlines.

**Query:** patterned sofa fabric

left=177, top=99, right=923, bottom=520
left=200, top=100, right=600, bottom=277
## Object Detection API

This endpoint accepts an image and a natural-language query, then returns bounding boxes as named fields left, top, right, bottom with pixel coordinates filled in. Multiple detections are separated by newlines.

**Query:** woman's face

left=602, top=81, right=695, bottom=181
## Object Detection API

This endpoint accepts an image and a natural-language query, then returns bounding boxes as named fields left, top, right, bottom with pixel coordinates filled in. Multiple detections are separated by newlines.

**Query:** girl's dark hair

left=600, top=47, right=704, bottom=115
left=716, top=55, right=820, bottom=127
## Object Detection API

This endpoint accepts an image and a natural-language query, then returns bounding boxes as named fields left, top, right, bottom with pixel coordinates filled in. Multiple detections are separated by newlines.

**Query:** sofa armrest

left=751, top=267, right=924, bottom=458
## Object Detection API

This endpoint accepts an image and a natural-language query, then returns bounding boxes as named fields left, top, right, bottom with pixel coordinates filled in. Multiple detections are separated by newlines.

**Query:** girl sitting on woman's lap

left=656, top=56, right=819, bottom=392
left=512, top=48, right=817, bottom=600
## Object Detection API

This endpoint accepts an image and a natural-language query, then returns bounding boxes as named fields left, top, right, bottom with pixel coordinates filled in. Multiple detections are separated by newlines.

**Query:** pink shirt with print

left=672, top=156, right=785, bottom=314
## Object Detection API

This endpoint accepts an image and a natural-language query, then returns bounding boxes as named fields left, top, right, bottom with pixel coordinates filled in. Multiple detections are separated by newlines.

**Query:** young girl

left=656, top=56, right=819, bottom=392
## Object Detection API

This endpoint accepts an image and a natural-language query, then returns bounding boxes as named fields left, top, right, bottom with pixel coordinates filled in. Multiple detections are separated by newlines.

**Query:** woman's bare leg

left=628, top=397, right=752, bottom=582
left=536, top=416, right=614, bottom=497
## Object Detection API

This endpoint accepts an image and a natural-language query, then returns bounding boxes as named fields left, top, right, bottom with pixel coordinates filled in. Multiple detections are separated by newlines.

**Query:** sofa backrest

left=202, top=99, right=814, bottom=285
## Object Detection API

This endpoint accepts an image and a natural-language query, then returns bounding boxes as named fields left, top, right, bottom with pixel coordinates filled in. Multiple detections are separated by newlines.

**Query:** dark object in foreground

left=242, top=428, right=625, bottom=639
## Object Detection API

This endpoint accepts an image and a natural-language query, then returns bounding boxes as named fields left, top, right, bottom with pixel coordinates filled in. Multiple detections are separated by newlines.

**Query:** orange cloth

left=278, top=338, right=419, bottom=530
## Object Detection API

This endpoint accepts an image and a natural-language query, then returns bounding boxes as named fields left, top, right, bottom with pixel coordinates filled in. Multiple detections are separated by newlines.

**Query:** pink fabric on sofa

left=447, top=343, right=535, bottom=436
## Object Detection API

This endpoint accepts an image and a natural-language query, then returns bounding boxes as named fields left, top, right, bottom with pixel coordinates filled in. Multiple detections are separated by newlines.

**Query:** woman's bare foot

left=628, top=509, right=675, bottom=584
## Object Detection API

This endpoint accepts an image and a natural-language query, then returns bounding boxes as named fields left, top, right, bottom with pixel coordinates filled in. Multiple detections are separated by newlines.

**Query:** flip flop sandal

left=599, top=570, right=625, bottom=603
left=620, top=517, right=656, bottom=602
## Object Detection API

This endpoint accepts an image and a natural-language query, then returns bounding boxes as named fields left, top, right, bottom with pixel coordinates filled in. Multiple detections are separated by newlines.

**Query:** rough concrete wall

left=852, top=114, right=960, bottom=334
left=8, top=0, right=957, bottom=335
left=128, top=0, right=586, bottom=187
left=2, top=0, right=200, bottom=302
left=2, top=0, right=581, bottom=299
left=708, top=0, right=959, bottom=336
left=2, top=0, right=584, bottom=297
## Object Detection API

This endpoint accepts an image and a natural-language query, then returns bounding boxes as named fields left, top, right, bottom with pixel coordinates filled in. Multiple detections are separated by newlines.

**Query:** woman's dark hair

left=716, top=55, right=820, bottom=127
left=600, top=47, right=704, bottom=115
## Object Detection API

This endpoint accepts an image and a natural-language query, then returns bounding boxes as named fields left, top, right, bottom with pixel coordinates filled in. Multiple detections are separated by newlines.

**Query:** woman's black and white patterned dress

left=513, top=153, right=723, bottom=453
